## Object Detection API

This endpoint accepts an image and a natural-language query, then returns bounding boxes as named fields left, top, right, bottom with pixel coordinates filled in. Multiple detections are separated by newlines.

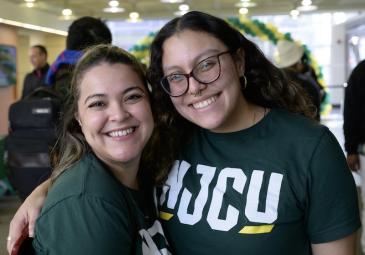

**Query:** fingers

left=8, top=229, right=28, bottom=255
left=7, top=206, right=41, bottom=254
left=7, top=180, right=50, bottom=254
left=7, top=217, right=28, bottom=255
left=28, top=209, right=39, bottom=238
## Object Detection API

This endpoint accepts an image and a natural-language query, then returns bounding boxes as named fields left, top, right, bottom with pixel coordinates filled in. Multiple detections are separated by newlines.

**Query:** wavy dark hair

left=147, top=11, right=316, bottom=182
left=51, top=44, right=168, bottom=190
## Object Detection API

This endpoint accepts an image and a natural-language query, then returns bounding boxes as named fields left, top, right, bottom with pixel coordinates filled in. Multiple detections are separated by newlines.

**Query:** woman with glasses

left=147, top=11, right=360, bottom=255
left=8, top=11, right=360, bottom=255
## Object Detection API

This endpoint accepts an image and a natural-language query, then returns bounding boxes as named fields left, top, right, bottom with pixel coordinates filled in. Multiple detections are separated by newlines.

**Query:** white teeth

left=192, top=96, right=217, bottom=109
left=109, top=128, right=134, bottom=137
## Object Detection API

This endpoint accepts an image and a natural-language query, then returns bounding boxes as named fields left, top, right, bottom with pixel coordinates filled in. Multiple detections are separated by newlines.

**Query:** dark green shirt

left=157, top=109, right=360, bottom=255
left=33, top=153, right=170, bottom=255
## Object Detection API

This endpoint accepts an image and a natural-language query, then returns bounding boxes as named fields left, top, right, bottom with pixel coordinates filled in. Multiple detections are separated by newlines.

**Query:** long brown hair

left=147, top=11, right=316, bottom=182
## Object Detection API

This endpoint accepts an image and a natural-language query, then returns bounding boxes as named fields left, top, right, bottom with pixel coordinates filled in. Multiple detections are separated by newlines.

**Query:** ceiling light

left=62, top=8, right=72, bottom=16
left=239, top=7, right=249, bottom=15
left=174, top=4, right=189, bottom=16
left=24, top=0, right=35, bottom=2
left=235, top=2, right=257, bottom=8
left=108, top=0, right=119, bottom=7
left=301, top=0, right=312, bottom=6
left=350, top=36, right=360, bottom=45
left=128, top=11, right=141, bottom=22
left=160, top=0, right=184, bottom=3
left=103, top=7, right=125, bottom=13
left=129, top=12, right=139, bottom=19
left=296, top=4, right=317, bottom=11
left=297, top=0, right=317, bottom=11
left=26, top=2, right=34, bottom=7
left=290, top=9, right=300, bottom=18
left=104, top=0, right=124, bottom=13
left=179, top=4, right=189, bottom=11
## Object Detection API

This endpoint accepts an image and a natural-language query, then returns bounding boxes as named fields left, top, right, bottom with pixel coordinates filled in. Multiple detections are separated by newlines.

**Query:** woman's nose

left=188, top=76, right=206, bottom=96
left=109, top=103, right=130, bottom=121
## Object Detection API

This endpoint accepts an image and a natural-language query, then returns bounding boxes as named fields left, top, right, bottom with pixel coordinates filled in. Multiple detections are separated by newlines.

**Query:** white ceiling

left=0, top=0, right=364, bottom=33
left=4, top=0, right=365, bottom=21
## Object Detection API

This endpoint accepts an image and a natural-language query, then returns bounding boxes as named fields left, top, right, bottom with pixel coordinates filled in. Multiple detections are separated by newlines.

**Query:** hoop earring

left=240, top=75, right=247, bottom=90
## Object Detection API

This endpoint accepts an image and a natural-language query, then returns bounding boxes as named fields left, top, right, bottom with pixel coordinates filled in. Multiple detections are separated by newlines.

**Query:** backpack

left=4, top=87, right=62, bottom=200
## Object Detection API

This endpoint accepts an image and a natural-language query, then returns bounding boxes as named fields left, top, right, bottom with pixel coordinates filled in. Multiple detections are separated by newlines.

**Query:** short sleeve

left=33, top=195, right=133, bottom=255
left=306, top=128, right=361, bottom=243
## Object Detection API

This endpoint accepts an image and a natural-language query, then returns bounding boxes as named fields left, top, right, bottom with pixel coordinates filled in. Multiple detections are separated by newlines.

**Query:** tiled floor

left=0, top=107, right=363, bottom=255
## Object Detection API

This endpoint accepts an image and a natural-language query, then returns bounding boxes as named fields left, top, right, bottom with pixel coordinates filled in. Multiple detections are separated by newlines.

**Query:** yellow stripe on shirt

left=239, top=224, right=274, bottom=234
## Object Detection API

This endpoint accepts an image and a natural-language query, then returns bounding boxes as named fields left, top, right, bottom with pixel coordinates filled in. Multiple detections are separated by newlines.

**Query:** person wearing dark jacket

left=21, top=45, right=49, bottom=99
left=45, top=16, right=112, bottom=101
left=343, top=59, right=365, bottom=253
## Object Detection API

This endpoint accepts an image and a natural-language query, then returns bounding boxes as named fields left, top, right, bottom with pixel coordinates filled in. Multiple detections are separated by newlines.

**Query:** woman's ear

left=234, top=48, right=246, bottom=74
left=75, top=112, right=82, bottom=127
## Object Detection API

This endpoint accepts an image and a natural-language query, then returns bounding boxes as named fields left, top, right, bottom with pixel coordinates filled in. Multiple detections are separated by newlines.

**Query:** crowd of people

left=5, top=11, right=363, bottom=255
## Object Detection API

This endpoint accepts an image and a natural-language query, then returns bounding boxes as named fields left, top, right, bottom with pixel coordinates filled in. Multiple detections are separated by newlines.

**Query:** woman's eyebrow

left=163, top=49, right=221, bottom=73
left=84, top=94, right=105, bottom=105
left=83, top=86, right=145, bottom=104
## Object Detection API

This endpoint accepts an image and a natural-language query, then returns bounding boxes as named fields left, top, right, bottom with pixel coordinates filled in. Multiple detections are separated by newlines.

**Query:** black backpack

left=4, top=87, right=62, bottom=200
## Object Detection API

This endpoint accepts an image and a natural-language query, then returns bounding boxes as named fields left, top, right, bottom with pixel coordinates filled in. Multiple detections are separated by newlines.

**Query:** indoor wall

left=0, top=24, right=17, bottom=135
left=0, top=25, right=65, bottom=136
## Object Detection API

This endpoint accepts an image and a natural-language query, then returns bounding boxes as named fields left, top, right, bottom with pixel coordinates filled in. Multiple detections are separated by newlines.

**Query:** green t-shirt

left=157, top=109, right=360, bottom=255
left=33, top=153, right=170, bottom=255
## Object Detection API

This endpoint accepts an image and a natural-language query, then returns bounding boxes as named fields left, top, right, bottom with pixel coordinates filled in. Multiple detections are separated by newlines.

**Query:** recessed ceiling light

left=296, top=4, right=317, bottom=11
left=239, top=7, right=248, bottom=15
left=129, top=12, right=140, bottom=19
left=178, top=4, right=189, bottom=11
left=128, top=12, right=141, bottom=22
left=62, top=8, right=72, bottom=16
left=108, top=0, right=119, bottom=7
left=290, top=9, right=300, bottom=18
left=103, top=7, right=125, bottom=13
left=301, top=0, right=312, bottom=6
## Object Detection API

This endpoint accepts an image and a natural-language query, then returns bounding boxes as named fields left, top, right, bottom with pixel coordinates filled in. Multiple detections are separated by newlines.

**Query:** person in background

left=343, top=58, right=365, bottom=254
left=21, top=45, right=49, bottom=99
left=7, top=11, right=360, bottom=255
left=45, top=16, right=112, bottom=100
left=275, top=40, right=322, bottom=121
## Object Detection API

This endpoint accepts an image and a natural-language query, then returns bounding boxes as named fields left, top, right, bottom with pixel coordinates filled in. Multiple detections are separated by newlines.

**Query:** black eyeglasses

left=160, top=51, right=231, bottom=97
